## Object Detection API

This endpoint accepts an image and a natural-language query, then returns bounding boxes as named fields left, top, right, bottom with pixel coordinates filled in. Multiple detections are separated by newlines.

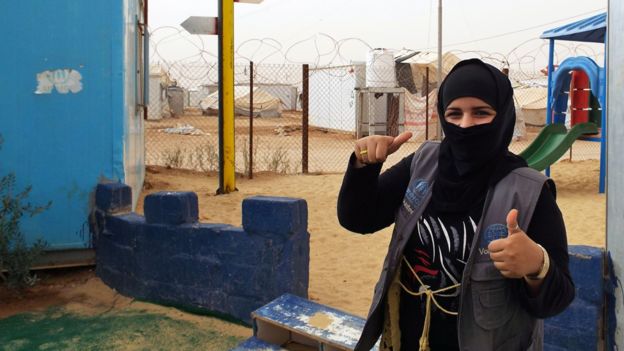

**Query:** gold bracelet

left=525, top=244, right=550, bottom=281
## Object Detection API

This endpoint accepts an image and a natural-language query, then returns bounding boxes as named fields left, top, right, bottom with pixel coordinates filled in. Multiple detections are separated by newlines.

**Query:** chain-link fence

left=145, top=62, right=306, bottom=175
left=145, top=49, right=602, bottom=175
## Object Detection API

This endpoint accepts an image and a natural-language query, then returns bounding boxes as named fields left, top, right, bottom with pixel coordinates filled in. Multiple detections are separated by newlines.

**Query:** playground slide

left=519, top=122, right=598, bottom=171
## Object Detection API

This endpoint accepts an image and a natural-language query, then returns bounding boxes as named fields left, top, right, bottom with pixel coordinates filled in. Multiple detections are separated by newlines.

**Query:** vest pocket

left=470, top=263, right=516, bottom=330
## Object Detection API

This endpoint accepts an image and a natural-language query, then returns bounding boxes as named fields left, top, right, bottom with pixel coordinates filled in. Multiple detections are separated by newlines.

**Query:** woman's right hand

left=354, top=131, right=413, bottom=168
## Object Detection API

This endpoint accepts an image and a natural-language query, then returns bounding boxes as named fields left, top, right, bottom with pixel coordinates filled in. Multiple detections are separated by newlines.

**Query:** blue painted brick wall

left=544, top=245, right=607, bottom=351
left=94, top=184, right=309, bottom=323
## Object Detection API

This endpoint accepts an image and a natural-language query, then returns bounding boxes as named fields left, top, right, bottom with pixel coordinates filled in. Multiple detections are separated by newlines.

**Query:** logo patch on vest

left=402, top=179, right=428, bottom=214
left=478, top=224, right=507, bottom=255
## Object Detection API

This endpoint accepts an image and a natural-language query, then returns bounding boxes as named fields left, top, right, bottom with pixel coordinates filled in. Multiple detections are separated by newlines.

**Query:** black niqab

left=432, top=59, right=527, bottom=213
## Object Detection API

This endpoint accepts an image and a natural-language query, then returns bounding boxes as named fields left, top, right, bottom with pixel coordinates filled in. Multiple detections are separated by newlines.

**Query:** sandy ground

left=0, top=157, right=605, bottom=349
left=0, top=267, right=250, bottom=339
left=136, top=158, right=605, bottom=318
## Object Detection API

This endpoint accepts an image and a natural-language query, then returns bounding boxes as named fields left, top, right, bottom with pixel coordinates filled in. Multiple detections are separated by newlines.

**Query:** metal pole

left=249, top=61, right=254, bottom=179
left=544, top=39, right=555, bottom=179
left=217, top=0, right=236, bottom=194
left=302, top=64, right=309, bottom=174
left=436, top=0, right=443, bottom=140
left=425, top=66, right=429, bottom=140
left=607, top=0, right=624, bottom=346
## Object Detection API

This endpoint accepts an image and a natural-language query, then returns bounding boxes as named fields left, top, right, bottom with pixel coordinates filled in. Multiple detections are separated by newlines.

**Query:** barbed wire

left=148, top=24, right=603, bottom=91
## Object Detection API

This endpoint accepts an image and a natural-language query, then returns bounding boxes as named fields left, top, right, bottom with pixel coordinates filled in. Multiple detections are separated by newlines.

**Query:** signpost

left=182, top=0, right=263, bottom=195
left=180, top=16, right=218, bottom=35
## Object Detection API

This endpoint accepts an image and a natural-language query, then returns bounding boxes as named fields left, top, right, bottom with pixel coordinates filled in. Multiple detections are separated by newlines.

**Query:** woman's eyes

left=474, top=110, right=494, bottom=117
left=444, top=110, right=494, bottom=118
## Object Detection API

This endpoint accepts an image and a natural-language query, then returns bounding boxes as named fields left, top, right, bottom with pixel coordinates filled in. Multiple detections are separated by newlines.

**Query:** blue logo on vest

left=402, top=179, right=428, bottom=214
left=483, top=224, right=508, bottom=245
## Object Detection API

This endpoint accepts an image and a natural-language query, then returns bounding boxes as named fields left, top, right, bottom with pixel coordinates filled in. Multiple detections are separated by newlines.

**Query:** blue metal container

left=0, top=0, right=146, bottom=250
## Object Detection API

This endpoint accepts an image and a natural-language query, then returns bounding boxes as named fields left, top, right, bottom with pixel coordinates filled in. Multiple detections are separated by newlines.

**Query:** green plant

left=0, top=137, right=50, bottom=289
left=263, top=146, right=292, bottom=174
left=162, top=147, right=185, bottom=169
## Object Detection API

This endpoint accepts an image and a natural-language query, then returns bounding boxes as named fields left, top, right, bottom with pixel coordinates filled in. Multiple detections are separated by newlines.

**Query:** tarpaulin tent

left=200, top=86, right=283, bottom=117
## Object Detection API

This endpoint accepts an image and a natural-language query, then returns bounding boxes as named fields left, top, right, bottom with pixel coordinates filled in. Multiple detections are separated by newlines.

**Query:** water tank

left=366, top=48, right=396, bottom=88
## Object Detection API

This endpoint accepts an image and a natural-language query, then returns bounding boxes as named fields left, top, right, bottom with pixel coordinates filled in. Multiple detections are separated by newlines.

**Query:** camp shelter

left=148, top=64, right=174, bottom=120
left=200, top=87, right=283, bottom=117
left=514, top=86, right=548, bottom=126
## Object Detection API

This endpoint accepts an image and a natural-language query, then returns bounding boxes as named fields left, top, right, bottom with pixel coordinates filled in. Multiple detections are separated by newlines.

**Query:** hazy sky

left=148, top=0, right=606, bottom=67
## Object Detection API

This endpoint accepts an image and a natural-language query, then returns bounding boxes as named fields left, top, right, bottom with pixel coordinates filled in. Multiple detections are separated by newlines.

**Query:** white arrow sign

left=181, top=16, right=218, bottom=35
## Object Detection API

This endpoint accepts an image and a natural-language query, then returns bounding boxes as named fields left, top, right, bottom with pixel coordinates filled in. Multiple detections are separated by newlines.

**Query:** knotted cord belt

left=398, top=256, right=461, bottom=351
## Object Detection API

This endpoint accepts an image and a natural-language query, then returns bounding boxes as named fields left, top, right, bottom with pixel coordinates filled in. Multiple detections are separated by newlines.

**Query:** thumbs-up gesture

left=488, top=209, right=544, bottom=279
left=354, top=131, right=413, bottom=167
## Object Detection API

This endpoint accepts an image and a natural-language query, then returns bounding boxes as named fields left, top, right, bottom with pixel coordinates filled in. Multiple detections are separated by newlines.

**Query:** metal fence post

left=249, top=61, right=254, bottom=179
left=425, top=67, right=430, bottom=140
left=302, top=64, right=309, bottom=174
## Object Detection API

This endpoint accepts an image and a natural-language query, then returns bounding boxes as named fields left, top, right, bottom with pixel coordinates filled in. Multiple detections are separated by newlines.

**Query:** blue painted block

left=544, top=324, right=597, bottom=351
left=545, top=301, right=600, bottom=351
left=242, top=196, right=307, bottom=237
left=252, top=293, right=372, bottom=350
left=103, top=213, right=144, bottom=247
left=272, top=231, right=310, bottom=298
left=144, top=191, right=198, bottom=225
left=568, top=245, right=604, bottom=305
left=230, top=337, right=287, bottom=351
left=96, top=183, right=132, bottom=213
left=544, top=344, right=569, bottom=351
left=97, top=265, right=142, bottom=300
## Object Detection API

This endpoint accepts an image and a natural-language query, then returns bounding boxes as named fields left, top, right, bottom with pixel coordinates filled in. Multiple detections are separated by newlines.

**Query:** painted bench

left=232, top=294, right=379, bottom=351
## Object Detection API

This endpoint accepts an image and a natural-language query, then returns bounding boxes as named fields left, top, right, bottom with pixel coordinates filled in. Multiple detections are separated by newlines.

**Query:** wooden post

left=386, top=93, right=399, bottom=137
left=249, top=61, right=254, bottom=179
left=302, top=64, right=309, bottom=174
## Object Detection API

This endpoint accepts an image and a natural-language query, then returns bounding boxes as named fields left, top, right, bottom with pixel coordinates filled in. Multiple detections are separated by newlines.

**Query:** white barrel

left=366, top=48, right=397, bottom=88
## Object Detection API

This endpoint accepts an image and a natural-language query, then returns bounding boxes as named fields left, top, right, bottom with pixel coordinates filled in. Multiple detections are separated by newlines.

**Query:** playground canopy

left=540, top=12, right=606, bottom=43
left=538, top=11, right=607, bottom=193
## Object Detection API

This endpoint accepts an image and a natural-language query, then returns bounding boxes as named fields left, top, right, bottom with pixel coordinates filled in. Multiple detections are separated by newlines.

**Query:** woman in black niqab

left=432, top=58, right=528, bottom=213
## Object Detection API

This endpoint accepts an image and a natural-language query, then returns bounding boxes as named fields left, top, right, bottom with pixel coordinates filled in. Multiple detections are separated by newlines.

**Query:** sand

left=0, top=156, right=605, bottom=349
left=136, top=157, right=605, bottom=318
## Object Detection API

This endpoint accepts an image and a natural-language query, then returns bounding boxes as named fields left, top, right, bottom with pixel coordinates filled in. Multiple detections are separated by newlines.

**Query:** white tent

left=514, top=86, right=548, bottom=126
left=199, top=87, right=282, bottom=117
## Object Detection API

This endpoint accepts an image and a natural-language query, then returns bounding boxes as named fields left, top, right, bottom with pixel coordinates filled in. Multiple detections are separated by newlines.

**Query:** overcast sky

left=148, top=0, right=606, bottom=68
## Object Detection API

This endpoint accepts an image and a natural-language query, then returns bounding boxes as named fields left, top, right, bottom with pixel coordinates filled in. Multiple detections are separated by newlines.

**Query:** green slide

left=519, top=122, right=598, bottom=171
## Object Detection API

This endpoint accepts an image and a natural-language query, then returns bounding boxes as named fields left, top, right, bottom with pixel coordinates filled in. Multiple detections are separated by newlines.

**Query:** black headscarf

left=432, top=58, right=527, bottom=213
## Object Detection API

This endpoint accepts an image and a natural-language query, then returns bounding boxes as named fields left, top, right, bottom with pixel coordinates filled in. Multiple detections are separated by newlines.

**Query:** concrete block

left=95, top=192, right=311, bottom=325
left=226, top=294, right=265, bottom=323
left=568, top=245, right=604, bottom=305
left=543, top=344, right=571, bottom=351
left=103, top=213, right=144, bottom=247
left=242, top=196, right=307, bottom=237
left=544, top=324, right=597, bottom=351
left=273, top=230, right=310, bottom=298
left=144, top=191, right=198, bottom=225
left=95, top=183, right=132, bottom=213
left=545, top=301, right=600, bottom=351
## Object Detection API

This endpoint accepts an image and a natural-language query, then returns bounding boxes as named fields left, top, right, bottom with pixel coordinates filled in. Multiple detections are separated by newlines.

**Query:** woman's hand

left=354, top=132, right=412, bottom=168
left=488, top=209, right=544, bottom=279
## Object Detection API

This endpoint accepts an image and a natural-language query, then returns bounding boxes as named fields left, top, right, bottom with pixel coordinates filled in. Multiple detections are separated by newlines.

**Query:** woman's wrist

left=524, top=244, right=549, bottom=281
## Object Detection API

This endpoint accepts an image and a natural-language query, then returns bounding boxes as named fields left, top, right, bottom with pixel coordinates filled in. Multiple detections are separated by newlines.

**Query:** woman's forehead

left=446, top=96, right=495, bottom=108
